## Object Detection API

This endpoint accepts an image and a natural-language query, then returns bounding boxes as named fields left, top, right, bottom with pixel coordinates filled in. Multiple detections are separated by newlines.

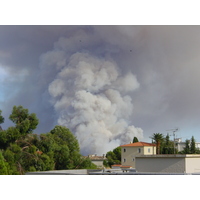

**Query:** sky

left=1, top=25, right=200, bottom=155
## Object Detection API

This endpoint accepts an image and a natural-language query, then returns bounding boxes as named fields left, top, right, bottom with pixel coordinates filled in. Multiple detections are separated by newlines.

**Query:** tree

left=9, top=105, right=39, bottom=136
left=0, top=106, right=98, bottom=174
left=104, top=146, right=121, bottom=167
left=183, top=139, right=190, bottom=154
left=2, top=133, right=55, bottom=174
left=162, top=134, right=175, bottom=154
left=2, top=148, right=19, bottom=174
left=133, top=137, right=139, bottom=143
left=104, top=151, right=115, bottom=167
left=113, top=146, right=121, bottom=161
left=178, top=136, right=200, bottom=154
left=0, top=151, right=8, bottom=175
left=0, top=105, right=39, bottom=149
left=190, top=136, right=196, bottom=154
left=50, top=125, right=81, bottom=169
left=0, top=110, right=4, bottom=125
left=50, top=125, right=80, bottom=154
left=38, top=125, right=92, bottom=170
left=151, top=133, right=164, bottom=154
left=0, top=110, right=4, bottom=133
left=0, top=130, right=8, bottom=149
left=75, top=157, right=97, bottom=169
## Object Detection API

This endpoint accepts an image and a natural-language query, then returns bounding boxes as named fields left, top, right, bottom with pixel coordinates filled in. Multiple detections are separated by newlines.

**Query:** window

left=123, top=158, right=126, bottom=162
left=138, top=148, right=141, bottom=153
left=148, top=148, right=151, bottom=153
left=132, top=158, right=135, bottom=162
left=124, top=148, right=126, bottom=152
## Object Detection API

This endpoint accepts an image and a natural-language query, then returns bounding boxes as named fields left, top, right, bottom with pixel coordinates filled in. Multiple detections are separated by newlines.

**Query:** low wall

left=185, top=156, right=200, bottom=173
left=136, top=155, right=185, bottom=173
left=26, top=169, right=89, bottom=175
left=136, top=155, right=200, bottom=173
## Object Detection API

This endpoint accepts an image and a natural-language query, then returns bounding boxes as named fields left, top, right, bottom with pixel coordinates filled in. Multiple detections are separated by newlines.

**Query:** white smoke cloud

left=46, top=50, right=143, bottom=155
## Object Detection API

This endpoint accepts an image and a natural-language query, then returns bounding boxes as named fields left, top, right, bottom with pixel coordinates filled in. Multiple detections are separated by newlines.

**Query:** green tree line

left=0, top=106, right=96, bottom=175
left=151, top=133, right=200, bottom=154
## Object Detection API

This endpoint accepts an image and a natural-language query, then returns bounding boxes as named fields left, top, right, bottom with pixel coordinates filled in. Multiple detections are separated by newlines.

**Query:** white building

left=87, top=154, right=107, bottom=168
left=175, top=138, right=200, bottom=152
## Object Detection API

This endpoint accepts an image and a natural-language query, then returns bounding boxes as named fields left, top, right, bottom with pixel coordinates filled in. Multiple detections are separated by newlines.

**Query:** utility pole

left=166, top=128, right=179, bottom=154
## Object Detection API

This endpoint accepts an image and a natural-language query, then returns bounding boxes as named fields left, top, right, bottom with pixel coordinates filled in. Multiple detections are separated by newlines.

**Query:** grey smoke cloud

left=1, top=26, right=200, bottom=154
left=45, top=51, right=142, bottom=155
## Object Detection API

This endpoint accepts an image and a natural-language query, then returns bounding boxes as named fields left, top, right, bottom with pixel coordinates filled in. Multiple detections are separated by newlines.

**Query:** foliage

left=162, top=134, right=176, bottom=154
left=104, top=146, right=121, bottom=167
left=0, top=105, right=96, bottom=174
left=151, top=133, right=179, bottom=154
left=0, top=110, right=4, bottom=124
left=179, top=136, right=199, bottom=154
left=132, top=137, right=139, bottom=143
left=0, top=151, right=8, bottom=175
left=183, top=139, right=190, bottom=154
left=9, top=105, right=39, bottom=135
left=41, top=125, right=82, bottom=169
left=0, top=130, right=9, bottom=149
left=151, top=133, right=164, bottom=154
left=75, top=157, right=97, bottom=169
left=113, top=146, right=121, bottom=161
left=190, top=136, right=196, bottom=154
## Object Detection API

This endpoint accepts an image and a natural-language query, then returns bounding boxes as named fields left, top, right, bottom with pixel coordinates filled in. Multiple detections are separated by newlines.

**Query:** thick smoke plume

left=2, top=26, right=200, bottom=153
left=43, top=49, right=143, bottom=155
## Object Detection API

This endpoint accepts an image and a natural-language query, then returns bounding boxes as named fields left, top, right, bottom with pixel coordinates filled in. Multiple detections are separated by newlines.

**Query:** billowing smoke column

left=41, top=31, right=143, bottom=155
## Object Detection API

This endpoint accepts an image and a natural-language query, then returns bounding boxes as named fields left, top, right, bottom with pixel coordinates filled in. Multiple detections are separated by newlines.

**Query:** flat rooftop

left=135, top=154, right=200, bottom=158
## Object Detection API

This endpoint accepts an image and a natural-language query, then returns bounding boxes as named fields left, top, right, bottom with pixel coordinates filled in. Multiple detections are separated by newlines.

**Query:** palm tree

left=151, top=133, right=164, bottom=154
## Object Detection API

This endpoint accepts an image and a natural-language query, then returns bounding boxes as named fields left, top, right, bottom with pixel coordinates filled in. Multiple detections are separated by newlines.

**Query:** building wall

left=91, top=160, right=104, bottom=168
left=121, top=146, right=156, bottom=168
left=136, top=156, right=186, bottom=173
left=177, top=142, right=200, bottom=152
left=195, top=143, right=200, bottom=150
left=121, top=147, right=139, bottom=168
left=143, top=146, right=156, bottom=155
left=177, top=143, right=186, bottom=152
left=136, top=155, right=200, bottom=173
left=185, top=156, right=200, bottom=173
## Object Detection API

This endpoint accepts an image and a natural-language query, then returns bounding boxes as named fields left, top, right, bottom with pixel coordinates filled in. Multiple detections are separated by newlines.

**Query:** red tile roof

left=120, top=142, right=156, bottom=147
left=121, top=166, right=132, bottom=168
left=111, top=164, right=122, bottom=167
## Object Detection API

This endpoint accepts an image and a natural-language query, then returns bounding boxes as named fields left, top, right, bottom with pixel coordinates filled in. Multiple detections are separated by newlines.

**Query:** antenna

left=166, top=128, right=179, bottom=154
